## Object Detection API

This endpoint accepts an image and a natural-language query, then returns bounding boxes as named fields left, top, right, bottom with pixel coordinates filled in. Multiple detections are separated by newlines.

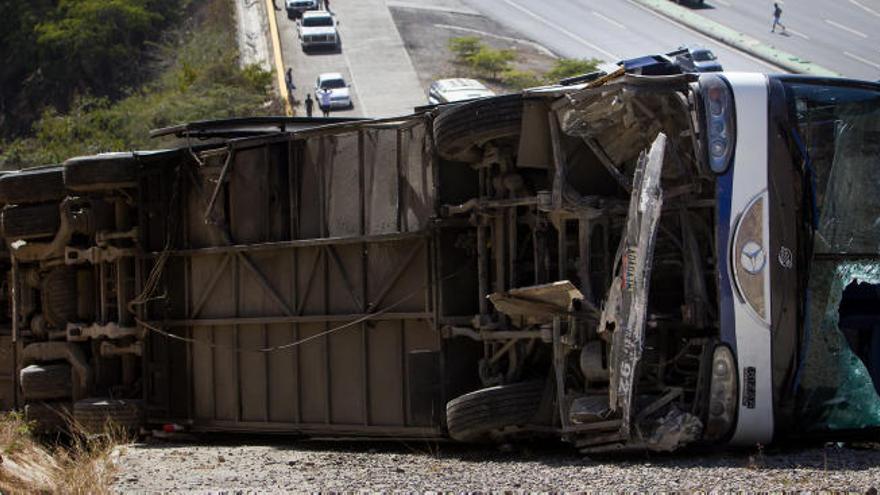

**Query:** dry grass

left=0, top=411, right=130, bottom=494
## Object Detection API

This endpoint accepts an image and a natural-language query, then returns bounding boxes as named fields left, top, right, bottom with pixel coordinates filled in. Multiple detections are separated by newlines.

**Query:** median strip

left=630, top=0, right=840, bottom=76
left=265, top=0, right=293, bottom=116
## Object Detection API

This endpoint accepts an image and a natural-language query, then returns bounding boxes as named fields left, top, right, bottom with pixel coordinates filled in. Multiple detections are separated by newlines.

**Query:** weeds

left=446, top=36, right=601, bottom=90
left=0, top=409, right=132, bottom=494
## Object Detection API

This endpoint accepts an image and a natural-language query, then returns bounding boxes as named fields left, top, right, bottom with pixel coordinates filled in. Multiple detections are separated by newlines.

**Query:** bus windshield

left=784, top=79, right=880, bottom=432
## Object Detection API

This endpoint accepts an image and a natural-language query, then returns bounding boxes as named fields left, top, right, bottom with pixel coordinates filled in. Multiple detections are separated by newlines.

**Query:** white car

left=297, top=11, right=339, bottom=50
left=315, top=73, right=352, bottom=109
left=428, top=78, right=496, bottom=104
left=285, top=0, right=317, bottom=18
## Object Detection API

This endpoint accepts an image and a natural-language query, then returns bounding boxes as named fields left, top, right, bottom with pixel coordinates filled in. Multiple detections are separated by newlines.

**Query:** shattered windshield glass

left=785, top=80, right=880, bottom=430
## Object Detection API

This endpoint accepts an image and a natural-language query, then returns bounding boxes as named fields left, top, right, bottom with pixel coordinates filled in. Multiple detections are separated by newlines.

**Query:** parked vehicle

left=314, top=72, right=352, bottom=109
left=675, top=45, right=723, bottom=72
left=1, top=69, right=879, bottom=453
left=297, top=11, right=339, bottom=51
left=285, top=0, right=317, bottom=18
left=427, top=78, right=496, bottom=105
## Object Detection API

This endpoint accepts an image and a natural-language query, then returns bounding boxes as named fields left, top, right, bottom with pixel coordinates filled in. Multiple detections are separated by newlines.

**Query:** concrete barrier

left=631, top=0, right=839, bottom=76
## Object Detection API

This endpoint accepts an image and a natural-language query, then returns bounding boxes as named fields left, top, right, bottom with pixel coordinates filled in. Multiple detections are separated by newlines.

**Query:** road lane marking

left=339, top=44, right=369, bottom=117
left=850, top=0, right=880, bottom=18
left=499, top=0, right=620, bottom=60
left=623, top=0, right=783, bottom=72
left=592, top=11, right=626, bottom=29
left=386, top=1, right=480, bottom=16
left=434, top=24, right=558, bottom=57
left=786, top=28, right=810, bottom=40
left=825, top=19, right=868, bottom=38
left=844, top=51, right=880, bottom=69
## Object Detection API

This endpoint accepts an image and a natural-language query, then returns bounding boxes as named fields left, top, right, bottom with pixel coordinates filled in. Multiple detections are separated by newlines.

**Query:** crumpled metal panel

left=488, top=281, right=583, bottom=324
left=645, top=406, right=703, bottom=452
left=601, top=133, right=666, bottom=438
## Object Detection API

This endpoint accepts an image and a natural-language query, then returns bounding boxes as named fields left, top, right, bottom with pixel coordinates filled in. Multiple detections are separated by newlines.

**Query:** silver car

left=297, top=11, right=339, bottom=50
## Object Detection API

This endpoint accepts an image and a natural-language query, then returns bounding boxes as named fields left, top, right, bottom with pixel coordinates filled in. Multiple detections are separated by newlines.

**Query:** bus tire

left=446, top=380, right=545, bottom=442
left=433, top=94, right=523, bottom=162
left=41, top=267, right=79, bottom=329
left=64, top=153, right=139, bottom=192
left=20, top=363, right=73, bottom=401
left=25, top=401, right=72, bottom=434
left=1, top=203, right=61, bottom=240
left=0, top=166, right=65, bottom=205
left=73, top=398, right=143, bottom=434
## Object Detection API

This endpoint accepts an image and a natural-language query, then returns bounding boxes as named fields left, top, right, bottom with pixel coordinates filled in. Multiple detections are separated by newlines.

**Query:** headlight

left=700, top=74, right=735, bottom=174
left=704, top=344, right=738, bottom=441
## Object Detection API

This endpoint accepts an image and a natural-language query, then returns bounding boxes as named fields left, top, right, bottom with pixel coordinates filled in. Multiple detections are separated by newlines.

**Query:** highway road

left=461, top=0, right=780, bottom=73
left=695, top=0, right=880, bottom=80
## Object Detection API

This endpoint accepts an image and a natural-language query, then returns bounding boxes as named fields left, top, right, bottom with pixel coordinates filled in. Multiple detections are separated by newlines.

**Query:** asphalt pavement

left=461, top=0, right=781, bottom=73
left=694, top=0, right=880, bottom=79
left=274, top=0, right=425, bottom=118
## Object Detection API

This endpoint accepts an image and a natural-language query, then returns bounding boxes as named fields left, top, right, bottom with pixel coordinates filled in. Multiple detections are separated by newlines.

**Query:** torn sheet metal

left=488, top=281, right=583, bottom=325
left=600, top=133, right=666, bottom=438
left=645, top=407, right=703, bottom=452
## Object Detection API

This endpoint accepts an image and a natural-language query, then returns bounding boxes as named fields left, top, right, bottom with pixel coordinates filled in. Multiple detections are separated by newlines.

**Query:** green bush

left=501, top=70, right=545, bottom=90
left=448, top=36, right=484, bottom=65
left=545, top=58, right=602, bottom=82
left=0, top=0, right=279, bottom=169
left=470, top=47, right=516, bottom=81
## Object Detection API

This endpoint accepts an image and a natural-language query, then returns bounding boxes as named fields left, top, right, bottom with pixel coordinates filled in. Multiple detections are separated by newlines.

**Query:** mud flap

left=599, top=133, right=666, bottom=438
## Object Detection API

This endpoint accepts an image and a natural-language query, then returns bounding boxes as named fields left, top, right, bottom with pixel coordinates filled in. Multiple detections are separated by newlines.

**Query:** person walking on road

left=323, top=0, right=330, bottom=12
left=771, top=3, right=786, bottom=33
left=305, top=93, right=314, bottom=117
left=318, top=88, right=332, bottom=117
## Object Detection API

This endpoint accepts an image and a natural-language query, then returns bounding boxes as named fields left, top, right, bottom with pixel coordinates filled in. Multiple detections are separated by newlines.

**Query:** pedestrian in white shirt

left=319, top=89, right=332, bottom=117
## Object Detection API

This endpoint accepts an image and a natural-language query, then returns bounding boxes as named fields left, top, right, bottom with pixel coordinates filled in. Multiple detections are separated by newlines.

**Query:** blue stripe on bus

left=716, top=166, right=736, bottom=352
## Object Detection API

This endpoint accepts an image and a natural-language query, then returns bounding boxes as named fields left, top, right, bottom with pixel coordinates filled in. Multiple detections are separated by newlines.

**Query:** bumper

left=328, top=99, right=351, bottom=109
left=286, top=5, right=316, bottom=14
left=302, top=39, right=338, bottom=48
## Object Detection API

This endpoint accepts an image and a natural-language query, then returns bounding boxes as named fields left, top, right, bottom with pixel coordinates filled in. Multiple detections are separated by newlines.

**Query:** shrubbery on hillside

left=0, top=0, right=278, bottom=168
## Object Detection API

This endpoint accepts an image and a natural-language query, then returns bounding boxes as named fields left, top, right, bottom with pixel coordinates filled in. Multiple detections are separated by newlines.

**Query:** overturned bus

left=0, top=71, right=878, bottom=453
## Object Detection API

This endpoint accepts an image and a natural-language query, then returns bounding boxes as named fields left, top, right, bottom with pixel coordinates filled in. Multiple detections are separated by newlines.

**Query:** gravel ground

left=112, top=437, right=880, bottom=492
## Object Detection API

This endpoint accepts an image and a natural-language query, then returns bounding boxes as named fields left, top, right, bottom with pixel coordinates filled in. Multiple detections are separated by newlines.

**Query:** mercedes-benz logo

left=740, top=241, right=766, bottom=275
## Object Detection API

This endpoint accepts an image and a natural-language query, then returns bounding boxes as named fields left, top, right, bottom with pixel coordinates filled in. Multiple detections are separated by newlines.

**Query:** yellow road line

left=265, top=0, right=293, bottom=116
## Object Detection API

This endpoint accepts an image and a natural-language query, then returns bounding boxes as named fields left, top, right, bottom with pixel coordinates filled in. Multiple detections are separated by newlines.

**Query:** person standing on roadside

left=771, top=3, right=786, bottom=33
left=305, top=93, right=314, bottom=117
left=319, top=88, right=332, bottom=117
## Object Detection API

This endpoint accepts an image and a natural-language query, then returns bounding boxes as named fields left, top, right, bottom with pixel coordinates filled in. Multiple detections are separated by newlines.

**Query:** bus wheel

left=433, top=94, right=523, bottom=163
left=63, top=153, right=139, bottom=192
left=1, top=203, right=61, bottom=240
left=73, top=398, right=143, bottom=435
left=0, top=166, right=65, bottom=205
left=20, top=363, right=73, bottom=401
left=25, top=401, right=72, bottom=435
left=445, top=380, right=545, bottom=442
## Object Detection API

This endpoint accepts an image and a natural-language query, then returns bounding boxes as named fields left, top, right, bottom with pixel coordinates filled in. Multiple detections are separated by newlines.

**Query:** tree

left=35, top=0, right=165, bottom=93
